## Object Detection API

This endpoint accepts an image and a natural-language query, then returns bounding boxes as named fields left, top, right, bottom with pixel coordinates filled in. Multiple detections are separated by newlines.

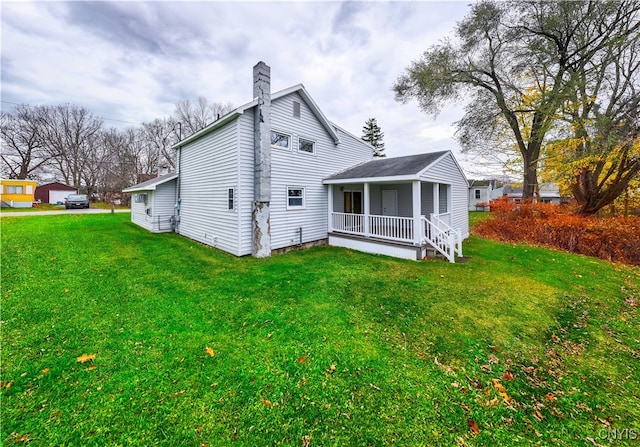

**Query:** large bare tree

left=38, top=104, right=103, bottom=189
left=0, top=105, right=51, bottom=179
left=394, top=0, right=640, bottom=200
left=173, top=97, right=234, bottom=137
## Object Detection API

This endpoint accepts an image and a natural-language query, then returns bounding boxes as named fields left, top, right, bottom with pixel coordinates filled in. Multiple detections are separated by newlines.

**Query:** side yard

left=1, top=213, right=638, bottom=446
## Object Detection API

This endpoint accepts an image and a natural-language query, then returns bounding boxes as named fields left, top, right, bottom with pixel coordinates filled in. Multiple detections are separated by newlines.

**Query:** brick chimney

left=252, top=61, right=272, bottom=258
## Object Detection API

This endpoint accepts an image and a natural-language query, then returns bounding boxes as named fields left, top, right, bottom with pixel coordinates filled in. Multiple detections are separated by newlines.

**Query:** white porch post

left=412, top=180, right=422, bottom=245
left=327, top=184, right=333, bottom=233
left=433, top=183, right=440, bottom=219
left=364, top=182, right=370, bottom=237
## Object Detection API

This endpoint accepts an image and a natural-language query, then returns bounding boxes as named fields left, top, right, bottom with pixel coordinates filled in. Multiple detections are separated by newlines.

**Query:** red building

left=34, top=182, right=77, bottom=204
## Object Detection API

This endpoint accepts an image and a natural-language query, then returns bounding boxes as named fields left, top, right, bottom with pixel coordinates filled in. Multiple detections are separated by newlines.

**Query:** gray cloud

left=63, top=2, right=165, bottom=54
left=331, top=1, right=371, bottom=46
left=1, top=1, right=477, bottom=171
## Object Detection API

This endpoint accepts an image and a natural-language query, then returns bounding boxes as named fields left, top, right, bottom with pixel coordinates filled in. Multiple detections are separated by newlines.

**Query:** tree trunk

left=522, top=155, right=538, bottom=200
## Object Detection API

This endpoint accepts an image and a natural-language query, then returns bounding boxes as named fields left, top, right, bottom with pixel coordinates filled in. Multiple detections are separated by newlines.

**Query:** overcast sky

left=1, top=1, right=484, bottom=174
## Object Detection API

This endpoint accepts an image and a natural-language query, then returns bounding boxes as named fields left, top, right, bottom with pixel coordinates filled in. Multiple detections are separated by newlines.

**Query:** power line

left=0, top=100, right=144, bottom=126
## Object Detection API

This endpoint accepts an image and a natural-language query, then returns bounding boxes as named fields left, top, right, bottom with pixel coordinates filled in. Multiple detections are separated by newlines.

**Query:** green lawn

left=1, top=214, right=638, bottom=446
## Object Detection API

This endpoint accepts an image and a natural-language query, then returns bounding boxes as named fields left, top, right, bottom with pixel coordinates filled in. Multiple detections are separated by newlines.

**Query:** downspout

left=174, top=144, right=182, bottom=233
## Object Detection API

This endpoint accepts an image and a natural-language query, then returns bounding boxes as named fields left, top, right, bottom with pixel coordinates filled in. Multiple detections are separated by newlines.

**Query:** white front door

left=382, top=190, right=397, bottom=216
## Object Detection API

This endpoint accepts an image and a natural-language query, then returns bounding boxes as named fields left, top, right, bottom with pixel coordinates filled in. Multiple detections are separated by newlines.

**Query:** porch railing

left=431, top=213, right=462, bottom=257
left=422, top=216, right=456, bottom=263
left=332, top=212, right=364, bottom=235
left=331, top=212, right=463, bottom=262
left=369, top=215, right=414, bottom=242
left=331, top=212, right=414, bottom=243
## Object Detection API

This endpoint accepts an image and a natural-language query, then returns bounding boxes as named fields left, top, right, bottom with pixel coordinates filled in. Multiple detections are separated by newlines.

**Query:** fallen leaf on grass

left=468, top=419, right=480, bottom=434
left=545, top=393, right=557, bottom=401
left=13, top=432, right=32, bottom=443
left=42, top=368, right=50, bottom=375
left=297, top=355, right=307, bottom=363
left=5, top=380, right=14, bottom=390
left=533, top=410, right=544, bottom=420
left=499, top=391, right=514, bottom=405
left=503, top=371, right=514, bottom=381
left=77, top=353, right=96, bottom=363
left=492, top=379, right=506, bottom=393
left=262, top=399, right=272, bottom=407
left=326, top=364, right=337, bottom=374
left=205, top=347, right=215, bottom=357
left=87, top=365, right=97, bottom=371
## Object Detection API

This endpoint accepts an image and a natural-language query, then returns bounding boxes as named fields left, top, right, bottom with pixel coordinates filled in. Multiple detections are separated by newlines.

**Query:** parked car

left=65, top=194, right=90, bottom=209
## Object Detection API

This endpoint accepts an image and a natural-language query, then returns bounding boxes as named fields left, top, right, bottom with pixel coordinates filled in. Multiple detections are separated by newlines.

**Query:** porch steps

left=423, top=248, right=470, bottom=263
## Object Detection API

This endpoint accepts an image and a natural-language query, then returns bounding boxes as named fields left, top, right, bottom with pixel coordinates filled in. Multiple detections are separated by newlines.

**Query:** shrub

left=475, top=200, right=640, bottom=266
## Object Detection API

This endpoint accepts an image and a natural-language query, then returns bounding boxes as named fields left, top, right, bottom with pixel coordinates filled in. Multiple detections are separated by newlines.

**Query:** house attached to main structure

left=123, top=62, right=469, bottom=262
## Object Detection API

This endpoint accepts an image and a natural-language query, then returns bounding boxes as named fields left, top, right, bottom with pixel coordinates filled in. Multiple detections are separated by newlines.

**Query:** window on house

left=475, top=189, right=481, bottom=199
left=227, top=188, right=235, bottom=210
left=343, top=191, right=362, bottom=214
left=271, top=131, right=290, bottom=149
left=287, top=187, right=305, bottom=209
left=7, top=185, right=23, bottom=194
left=298, top=138, right=315, bottom=155
left=135, top=193, right=148, bottom=204
left=293, top=101, right=301, bottom=118
left=439, top=184, right=448, bottom=213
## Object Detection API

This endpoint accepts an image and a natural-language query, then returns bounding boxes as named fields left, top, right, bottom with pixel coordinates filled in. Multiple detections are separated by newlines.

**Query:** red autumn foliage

left=475, top=197, right=640, bottom=266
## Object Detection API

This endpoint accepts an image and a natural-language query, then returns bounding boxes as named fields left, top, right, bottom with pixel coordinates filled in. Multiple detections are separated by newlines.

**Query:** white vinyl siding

left=130, top=180, right=176, bottom=233
left=178, top=89, right=374, bottom=256
left=178, top=119, right=241, bottom=255
left=419, top=153, right=469, bottom=238
left=270, top=92, right=373, bottom=251
left=237, top=112, right=256, bottom=255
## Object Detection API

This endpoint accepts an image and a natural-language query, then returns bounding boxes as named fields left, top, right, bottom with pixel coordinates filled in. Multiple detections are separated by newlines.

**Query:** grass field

left=0, top=202, right=129, bottom=213
left=1, top=213, right=639, bottom=446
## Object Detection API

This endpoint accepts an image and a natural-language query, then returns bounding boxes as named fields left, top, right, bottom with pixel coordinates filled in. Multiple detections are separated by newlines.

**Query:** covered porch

left=324, top=179, right=462, bottom=262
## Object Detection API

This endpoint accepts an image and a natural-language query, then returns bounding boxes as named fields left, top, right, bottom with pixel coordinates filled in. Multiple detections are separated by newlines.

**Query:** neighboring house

left=0, top=179, right=38, bottom=208
left=34, top=182, right=78, bottom=204
left=123, top=173, right=177, bottom=233
left=468, top=179, right=504, bottom=210
left=123, top=62, right=469, bottom=262
left=503, top=183, right=564, bottom=204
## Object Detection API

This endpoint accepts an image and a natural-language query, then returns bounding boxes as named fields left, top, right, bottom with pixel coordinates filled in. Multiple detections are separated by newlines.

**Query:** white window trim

left=271, top=130, right=292, bottom=150
left=297, top=137, right=316, bottom=155
left=286, top=186, right=306, bottom=210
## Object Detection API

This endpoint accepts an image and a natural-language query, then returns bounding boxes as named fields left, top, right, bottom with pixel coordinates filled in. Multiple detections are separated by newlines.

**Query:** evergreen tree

left=362, top=118, right=386, bottom=158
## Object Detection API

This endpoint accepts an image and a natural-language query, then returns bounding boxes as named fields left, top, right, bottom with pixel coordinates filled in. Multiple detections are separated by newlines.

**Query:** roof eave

left=122, top=173, right=178, bottom=193
left=171, top=110, right=245, bottom=149
left=323, top=174, right=419, bottom=184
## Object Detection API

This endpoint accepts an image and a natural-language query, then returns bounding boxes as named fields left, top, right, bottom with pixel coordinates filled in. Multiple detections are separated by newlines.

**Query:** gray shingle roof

left=122, top=173, right=178, bottom=192
left=324, top=151, right=448, bottom=181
